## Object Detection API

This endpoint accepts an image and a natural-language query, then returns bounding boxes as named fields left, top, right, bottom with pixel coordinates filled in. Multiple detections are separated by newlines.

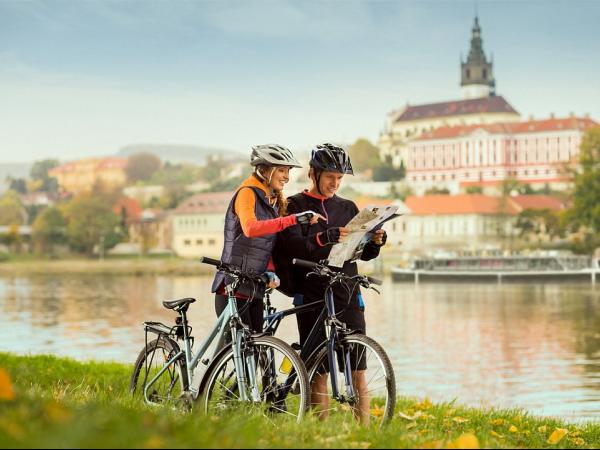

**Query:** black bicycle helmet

left=250, top=144, right=302, bottom=168
left=309, top=143, right=354, bottom=175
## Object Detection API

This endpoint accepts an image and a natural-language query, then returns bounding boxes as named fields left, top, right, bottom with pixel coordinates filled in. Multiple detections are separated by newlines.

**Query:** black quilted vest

left=211, top=186, right=279, bottom=298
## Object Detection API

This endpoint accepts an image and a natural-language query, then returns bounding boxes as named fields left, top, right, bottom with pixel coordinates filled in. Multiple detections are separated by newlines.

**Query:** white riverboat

left=391, top=252, right=599, bottom=283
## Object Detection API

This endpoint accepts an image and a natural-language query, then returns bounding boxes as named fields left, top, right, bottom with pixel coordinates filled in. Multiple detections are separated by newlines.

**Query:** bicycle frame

left=262, top=283, right=357, bottom=403
left=143, top=279, right=257, bottom=402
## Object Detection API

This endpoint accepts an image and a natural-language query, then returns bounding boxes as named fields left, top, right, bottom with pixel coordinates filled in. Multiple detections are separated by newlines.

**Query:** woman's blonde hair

left=254, top=165, right=288, bottom=217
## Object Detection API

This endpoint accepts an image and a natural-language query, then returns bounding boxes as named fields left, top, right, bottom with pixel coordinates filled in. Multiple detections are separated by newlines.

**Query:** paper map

left=327, top=204, right=402, bottom=267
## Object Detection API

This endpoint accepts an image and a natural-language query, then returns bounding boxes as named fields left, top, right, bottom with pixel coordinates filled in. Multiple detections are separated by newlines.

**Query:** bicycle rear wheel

left=200, top=335, right=310, bottom=422
left=307, top=334, right=395, bottom=427
left=130, top=337, right=189, bottom=407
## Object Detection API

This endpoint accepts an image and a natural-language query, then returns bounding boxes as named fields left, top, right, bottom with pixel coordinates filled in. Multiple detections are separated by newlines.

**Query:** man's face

left=317, top=170, right=344, bottom=198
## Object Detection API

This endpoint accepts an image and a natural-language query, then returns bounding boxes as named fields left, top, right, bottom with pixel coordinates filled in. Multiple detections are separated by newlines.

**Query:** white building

left=171, top=192, right=231, bottom=258
left=378, top=17, right=520, bottom=167
left=405, top=116, right=598, bottom=195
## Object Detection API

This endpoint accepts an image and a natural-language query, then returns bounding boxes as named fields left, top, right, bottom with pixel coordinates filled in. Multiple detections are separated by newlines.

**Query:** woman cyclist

left=274, top=143, right=387, bottom=424
left=211, top=143, right=323, bottom=337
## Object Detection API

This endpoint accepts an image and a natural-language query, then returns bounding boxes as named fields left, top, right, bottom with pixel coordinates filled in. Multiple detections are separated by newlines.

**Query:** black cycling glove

left=372, top=230, right=387, bottom=247
left=316, top=227, right=342, bottom=246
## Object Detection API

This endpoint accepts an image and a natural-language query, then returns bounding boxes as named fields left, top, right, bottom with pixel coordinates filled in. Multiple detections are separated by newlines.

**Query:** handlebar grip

left=292, top=258, right=318, bottom=269
left=200, top=256, right=222, bottom=267
left=367, top=276, right=383, bottom=286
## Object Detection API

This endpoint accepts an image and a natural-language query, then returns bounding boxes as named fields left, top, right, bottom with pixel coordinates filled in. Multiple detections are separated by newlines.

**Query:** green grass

left=0, top=352, right=598, bottom=448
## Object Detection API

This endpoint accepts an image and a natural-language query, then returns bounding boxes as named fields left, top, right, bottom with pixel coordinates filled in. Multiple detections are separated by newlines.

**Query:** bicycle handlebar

left=200, top=256, right=222, bottom=267
left=200, top=256, right=267, bottom=285
left=366, top=276, right=383, bottom=286
left=292, top=258, right=317, bottom=269
left=292, top=258, right=382, bottom=289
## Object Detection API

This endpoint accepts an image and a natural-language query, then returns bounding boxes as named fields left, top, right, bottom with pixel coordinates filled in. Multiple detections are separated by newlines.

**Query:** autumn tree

left=64, top=195, right=124, bottom=255
left=347, top=138, right=382, bottom=172
left=126, top=152, right=162, bottom=182
left=0, top=191, right=25, bottom=226
left=30, top=159, right=59, bottom=192
left=32, top=206, right=66, bottom=254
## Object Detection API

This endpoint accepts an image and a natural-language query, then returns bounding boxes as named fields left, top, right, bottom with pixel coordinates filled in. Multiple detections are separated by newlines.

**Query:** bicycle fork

left=325, top=288, right=356, bottom=403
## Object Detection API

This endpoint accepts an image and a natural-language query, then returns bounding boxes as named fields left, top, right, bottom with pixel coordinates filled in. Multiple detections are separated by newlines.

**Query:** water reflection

left=0, top=274, right=599, bottom=421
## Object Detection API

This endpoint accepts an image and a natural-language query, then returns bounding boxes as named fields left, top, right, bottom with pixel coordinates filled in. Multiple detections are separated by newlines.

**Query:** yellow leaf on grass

left=419, top=440, right=443, bottom=449
left=450, top=433, right=480, bottom=449
left=538, top=425, right=547, bottom=433
left=490, top=418, right=504, bottom=426
left=406, top=421, right=418, bottom=430
left=547, top=428, right=568, bottom=445
left=415, top=398, right=433, bottom=410
left=569, top=437, right=585, bottom=446
left=399, top=411, right=423, bottom=421
left=508, top=425, right=519, bottom=433
left=0, top=368, right=15, bottom=401
left=371, top=405, right=385, bottom=417
left=490, top=431, right=504, bottom=439
left=452, top=417, right=469, bottom=424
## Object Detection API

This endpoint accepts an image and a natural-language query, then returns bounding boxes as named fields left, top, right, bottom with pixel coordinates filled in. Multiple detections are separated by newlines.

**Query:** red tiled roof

left=418, top=117, right=598, bottom=140
left=174, top=191, right=233, bottom=215
left=396, top=96, right=519, bottom=122
left=97, top=157, right=128, bottom=170
left=404, top=194, right=521, bottom=216
left=114, top=196, right=143, bottom=222
left=510, top=195, right=566, bottom=212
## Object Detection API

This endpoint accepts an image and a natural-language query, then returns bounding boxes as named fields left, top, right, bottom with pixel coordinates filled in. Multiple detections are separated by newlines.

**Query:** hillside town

left=1, top=17, right=599, bottom=262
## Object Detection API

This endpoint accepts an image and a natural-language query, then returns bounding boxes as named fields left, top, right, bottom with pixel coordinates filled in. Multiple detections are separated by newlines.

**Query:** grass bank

left=0, top=256, right=213, bottom=276
left=0, top=353, right=597, bottom=448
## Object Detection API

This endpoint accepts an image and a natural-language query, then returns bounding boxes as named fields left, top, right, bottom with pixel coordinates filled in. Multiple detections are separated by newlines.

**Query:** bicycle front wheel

left=307, top=333, right=396, bottom=427
left=200, top=335, right=310, bottom=422
left=130, top=337, right=189, bottom=407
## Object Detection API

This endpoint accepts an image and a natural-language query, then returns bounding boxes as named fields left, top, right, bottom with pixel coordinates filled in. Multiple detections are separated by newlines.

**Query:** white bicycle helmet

left=250, top=144, right=302, bottom=168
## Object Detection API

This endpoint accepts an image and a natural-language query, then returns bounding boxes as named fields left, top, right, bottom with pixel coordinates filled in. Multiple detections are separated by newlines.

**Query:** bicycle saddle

left=162, top=297, right=196, bottom=310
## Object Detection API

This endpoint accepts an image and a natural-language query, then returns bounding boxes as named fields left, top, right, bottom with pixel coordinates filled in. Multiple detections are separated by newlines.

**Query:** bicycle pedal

left=291, top=342, right=301, bottom=351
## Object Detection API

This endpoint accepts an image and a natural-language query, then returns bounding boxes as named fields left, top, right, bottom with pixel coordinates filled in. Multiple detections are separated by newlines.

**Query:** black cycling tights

left=214, top=294, right=263, bottom=337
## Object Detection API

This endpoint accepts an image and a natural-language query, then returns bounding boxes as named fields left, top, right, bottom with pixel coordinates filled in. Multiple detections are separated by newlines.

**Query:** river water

left=1, top=273, right=599, bottom=422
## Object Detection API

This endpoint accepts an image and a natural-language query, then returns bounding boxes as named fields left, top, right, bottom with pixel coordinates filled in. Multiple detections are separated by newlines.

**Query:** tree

left=572, top=126, right=600, bottom=233
left=424, top=187, right=450, bottom=195
left=7, top=177, right=27, bottom=194
left=30, top=159, right=59, bottom=192
left=347, top=138, right=382, bottom=172
left=126, top=152, right=162, bottom=182
left=0, top=191, right=25, bottom=226
left=32, top=206, right=66, bottom=254
left=372, top=155, right=406, bottom=181
left=465, top=186, right=483, bottom=194
left=64, top=195, right=124, bottom=255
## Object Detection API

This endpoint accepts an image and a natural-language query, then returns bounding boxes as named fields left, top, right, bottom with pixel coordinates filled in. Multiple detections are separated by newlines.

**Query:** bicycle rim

left=201, top=335, right=310, bottom=422
left=130, top=337, right=187, bottom=407
left=307, top=334, right=396, bottom=427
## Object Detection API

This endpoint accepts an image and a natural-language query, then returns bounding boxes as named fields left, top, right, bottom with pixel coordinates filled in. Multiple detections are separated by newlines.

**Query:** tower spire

left=460, top=15, right=495, bottom=99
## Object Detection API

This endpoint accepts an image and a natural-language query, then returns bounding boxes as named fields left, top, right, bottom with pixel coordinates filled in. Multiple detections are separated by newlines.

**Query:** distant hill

left=0, top=163, right=31, bottom=193
left=117, top=144, right=244, bottom=165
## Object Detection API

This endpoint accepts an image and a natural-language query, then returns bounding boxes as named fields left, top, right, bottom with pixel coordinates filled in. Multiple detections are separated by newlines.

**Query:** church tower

left=461, top=16, right=495, bottom=99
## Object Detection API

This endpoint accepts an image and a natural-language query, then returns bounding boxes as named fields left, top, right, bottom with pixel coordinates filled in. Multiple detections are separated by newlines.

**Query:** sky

left=1, top=0, right=599, bottom=163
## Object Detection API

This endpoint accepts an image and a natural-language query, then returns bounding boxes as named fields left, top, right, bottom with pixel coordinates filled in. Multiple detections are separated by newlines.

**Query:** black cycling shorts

left=295, top=296, right=366, bottom=371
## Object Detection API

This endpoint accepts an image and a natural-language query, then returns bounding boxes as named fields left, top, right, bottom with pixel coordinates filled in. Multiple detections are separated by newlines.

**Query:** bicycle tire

left=200, top=335, right=310, bottom=422
left=130, top=336, right=189, bottom=407
left=306, top=333, right=395, bottom=427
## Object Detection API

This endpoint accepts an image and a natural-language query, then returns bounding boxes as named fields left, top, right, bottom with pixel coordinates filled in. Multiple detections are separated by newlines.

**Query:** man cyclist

left=274, top=143, right=387, bottom=424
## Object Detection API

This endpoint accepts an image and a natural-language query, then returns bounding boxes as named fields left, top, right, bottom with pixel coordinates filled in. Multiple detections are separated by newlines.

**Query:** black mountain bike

left=263, top=258, right=396, bottom=427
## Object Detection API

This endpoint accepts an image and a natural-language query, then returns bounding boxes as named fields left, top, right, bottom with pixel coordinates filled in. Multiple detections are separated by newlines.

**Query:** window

left=184, top=239, right=191, bottom=246
left=208, top=239, right=216, bottom=245
left=196, top=239, right=203, bottom=245
left=466, top=69, right=471, bottom=79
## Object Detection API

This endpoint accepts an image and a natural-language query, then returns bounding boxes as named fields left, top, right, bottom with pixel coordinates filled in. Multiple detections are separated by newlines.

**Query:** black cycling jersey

left=273, top=190, right=381, bottom=305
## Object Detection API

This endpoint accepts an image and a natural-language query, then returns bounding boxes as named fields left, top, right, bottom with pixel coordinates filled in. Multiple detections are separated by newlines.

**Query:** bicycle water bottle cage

left=162, top=297, right=196, bottom=312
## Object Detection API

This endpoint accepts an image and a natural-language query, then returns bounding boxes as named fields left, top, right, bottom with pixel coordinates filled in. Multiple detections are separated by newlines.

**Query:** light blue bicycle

left=129, top=257, right=310, bottom=421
